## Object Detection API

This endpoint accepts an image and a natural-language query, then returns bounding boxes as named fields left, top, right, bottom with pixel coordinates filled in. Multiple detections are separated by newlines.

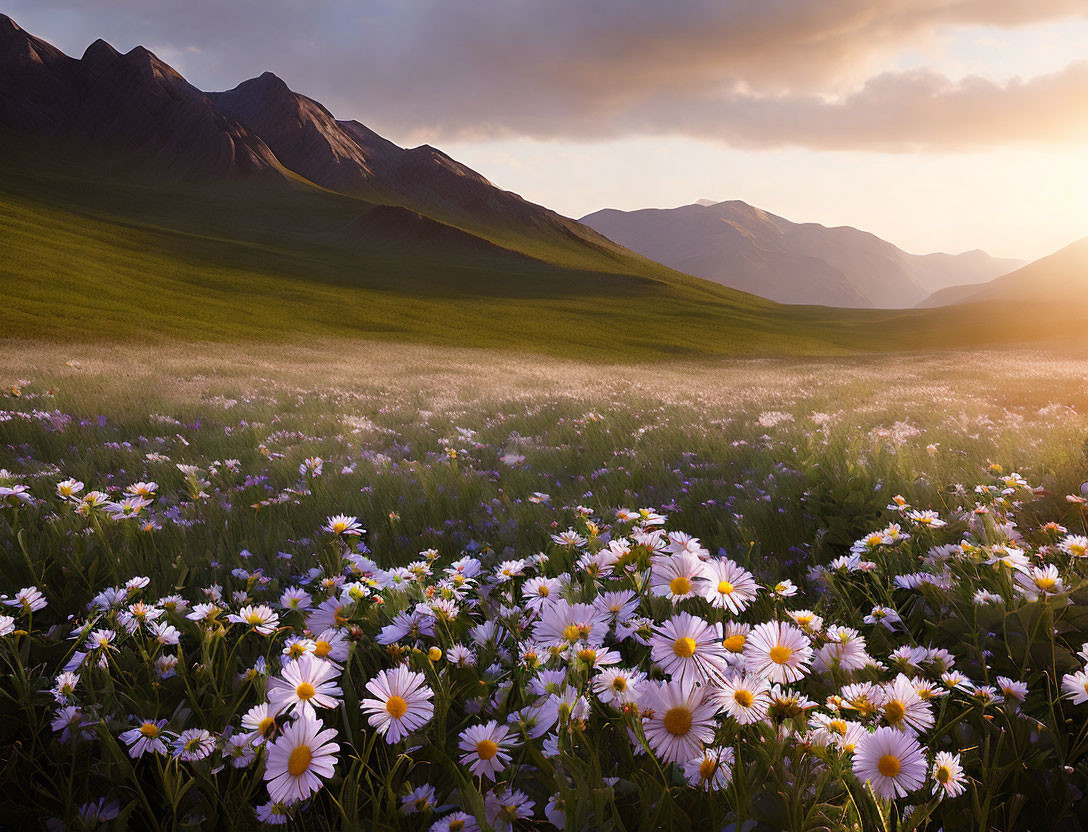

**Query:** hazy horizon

left=7, top=1, right=1088, bottom=260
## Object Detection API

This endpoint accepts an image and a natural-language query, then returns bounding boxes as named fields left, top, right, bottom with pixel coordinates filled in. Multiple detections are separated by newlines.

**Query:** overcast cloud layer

left=6, top=0, right=1088, bottom=150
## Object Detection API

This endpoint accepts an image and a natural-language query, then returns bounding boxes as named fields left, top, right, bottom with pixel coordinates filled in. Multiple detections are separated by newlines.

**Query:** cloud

left=7, top=0, right=1088, bottom=149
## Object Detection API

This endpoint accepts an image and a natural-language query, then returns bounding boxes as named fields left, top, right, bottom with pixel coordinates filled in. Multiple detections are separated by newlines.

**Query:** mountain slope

left=580, top=201, right=1022, bottom=308
left=0, top=12, right=627, bottom=271
left=919, top=237, right=1088, bottom=308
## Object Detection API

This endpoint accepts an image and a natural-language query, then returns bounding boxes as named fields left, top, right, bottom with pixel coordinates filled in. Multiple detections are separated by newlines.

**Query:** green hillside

left=2, top=140, right=1086, bottom=360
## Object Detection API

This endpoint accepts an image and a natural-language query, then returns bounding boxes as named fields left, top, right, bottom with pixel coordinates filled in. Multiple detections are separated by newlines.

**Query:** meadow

left=2, top=341, right=1088, bottom=830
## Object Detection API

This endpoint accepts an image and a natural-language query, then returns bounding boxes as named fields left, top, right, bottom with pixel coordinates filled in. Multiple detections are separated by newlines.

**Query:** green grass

left=4, top=138, right=1087, bottom=360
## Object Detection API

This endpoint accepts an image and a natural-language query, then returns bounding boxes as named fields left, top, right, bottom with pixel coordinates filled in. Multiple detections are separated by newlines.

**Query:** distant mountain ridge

left=919, top=237, right=1088, bottom=308
left=580, top=201, right=1024, bottom=308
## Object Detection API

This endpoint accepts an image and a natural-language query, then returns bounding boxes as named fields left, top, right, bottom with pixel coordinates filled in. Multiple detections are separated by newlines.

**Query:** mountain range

left=1, top=13, right=1086, bottom=358
left=918, top=236, right=1088, bottom=307
left=580, top=201, right=1023, bottom=308
left=0, top=12, right=628, bottom=263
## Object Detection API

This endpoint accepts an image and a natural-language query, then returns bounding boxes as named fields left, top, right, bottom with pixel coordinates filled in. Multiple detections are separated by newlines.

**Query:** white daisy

left=931, top=751, right=966, bottom=798
left=683, top=745, right=735, bottom=791
left=264, top=713, right=339, bottom=805
left=267, top=654, right=343, bottom=719
left=699, top=558, right=759, bottom=614
left=714, top=672, right=771, bottom=725
left=458, top=720, right=518, bottom=780
left=744, top=621, right=813, bottom=684
left=852, top=726, right=927, bottom=799
left=651, top=612, right=729, bottom=685
left=641, top=680, right=718, bottom=764
left=360, top=665, right=435, bottom=743
left=650, top=552, right=709, bottom=604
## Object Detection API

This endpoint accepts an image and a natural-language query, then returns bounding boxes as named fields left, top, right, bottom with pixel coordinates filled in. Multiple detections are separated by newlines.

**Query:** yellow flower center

left=699, top=758, right=718, bottom=780
left=562, top=624, right=582, bottom=642
left=476, top=739, right=499, bottom=760
left=428, top=646, right=443, bottom=661
left=663, top=706, right=692, bottom=736
left=258, top=717, right=276, bottom=737
left=449, top=821, right=465, bottom=832
left=884, top=700, right=906, bottom=724
left=768, top=645, right=793, bottom=665
left=578, top=648, right=597, bottom=662
left=385, top=695, right=408, bottom=719
left=936, top=765, right=951, bottom=784
left=538, top=586, right=550, bottom=596
left=669, top=576, right=692, bottom=596
left=314, top=641, right=331, bottom=658
left=295, top=682, right=317, bottom=701
left=717, top=580, right=734, bottom=595
left=724, top=635, right=746, bottom=653
left=287, top=745, right=312, bottom=777
left=139, top=723, right=159, bottom=738
left=673, top=636, right=698, bottom=658
left=1036, top=577, right=1056, bottom=590
left=611, top=677, right=628, bottom=691
left=733, top=689, right=754, bottom=708
left=828, top=719, right=847, bottom=736
left=877, top=754, right=901, bottom=778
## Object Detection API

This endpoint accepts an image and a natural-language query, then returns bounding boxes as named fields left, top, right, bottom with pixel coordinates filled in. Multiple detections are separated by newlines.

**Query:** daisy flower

left=228, top=604, right=280, bottom=635
left=533, top=601, right=608, bottom=648
left=649, top=552, right=709, bottom=604
left=651, top=612, right=729, bottom=685
left=744, top=621, right=813, bottom=684
left=879, top=674, right=935, bottom=734
left=267, top=654, right=343, bottom=719
left=323, top=514, right=364, bottom=536
left=264, top=713, right=339, bottom=805
left=173, top=728, right=216, bottom=761
left=522, top=576, right=562, bottom=610
left=996, top=676, right=1028, bottom=703
left=242, top=702, right=281, bottom=745
left=931, top=751, right=966, bottom=798
left=907, top=510, right=946, bottom=528
left=852, top=727, right=927, bottom=799
left=683, top=745, right=735, bottom=791
left=700, top=558, right=758, bottom=613
left=772, top=580, right=798, bottom=598
left=484, top=788, right=535, bottom=832
left=815, top=626, right=871, bottom=673
left=715, top=672, right=771, bottom=725
left=255, top=801, right=291, bottom=825
left=458, top=720, right=518, bottom=780
left=429, top=811, right=480, bottom=832
left=1059, top=535, right=1088, bottom=558
left=360, top=665, right=435, bottom=743
left=594, top=667, right=646, bottom=706
left=1061, top=669, right=1088, bottom=704
left=641, top=680, right=718, bottom=764
left=120, top=719, right=170, bottom=758
left=401, top=784, right=437, bottom=814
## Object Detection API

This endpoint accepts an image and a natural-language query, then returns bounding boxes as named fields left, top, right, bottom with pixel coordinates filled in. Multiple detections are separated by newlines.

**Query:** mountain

left=0, top=13, right=621, bottom=263
left=580, top=201, right=1023, bottom=308
left=2, top=14, right=1085, bottom=359
left=919, top=237, right=1088, bottom=308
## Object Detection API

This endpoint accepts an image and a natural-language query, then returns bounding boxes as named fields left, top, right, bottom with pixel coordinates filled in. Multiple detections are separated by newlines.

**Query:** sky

left=7, top=1, right=1088, bottom=260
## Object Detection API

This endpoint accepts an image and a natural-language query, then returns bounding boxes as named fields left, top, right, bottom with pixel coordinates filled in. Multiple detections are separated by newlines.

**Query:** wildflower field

left=3, top=341, right=1088, bottom=831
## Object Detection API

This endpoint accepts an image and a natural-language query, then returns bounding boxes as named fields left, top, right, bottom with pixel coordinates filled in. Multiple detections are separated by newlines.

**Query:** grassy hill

left=3, top=140, right=1088, bottom=361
